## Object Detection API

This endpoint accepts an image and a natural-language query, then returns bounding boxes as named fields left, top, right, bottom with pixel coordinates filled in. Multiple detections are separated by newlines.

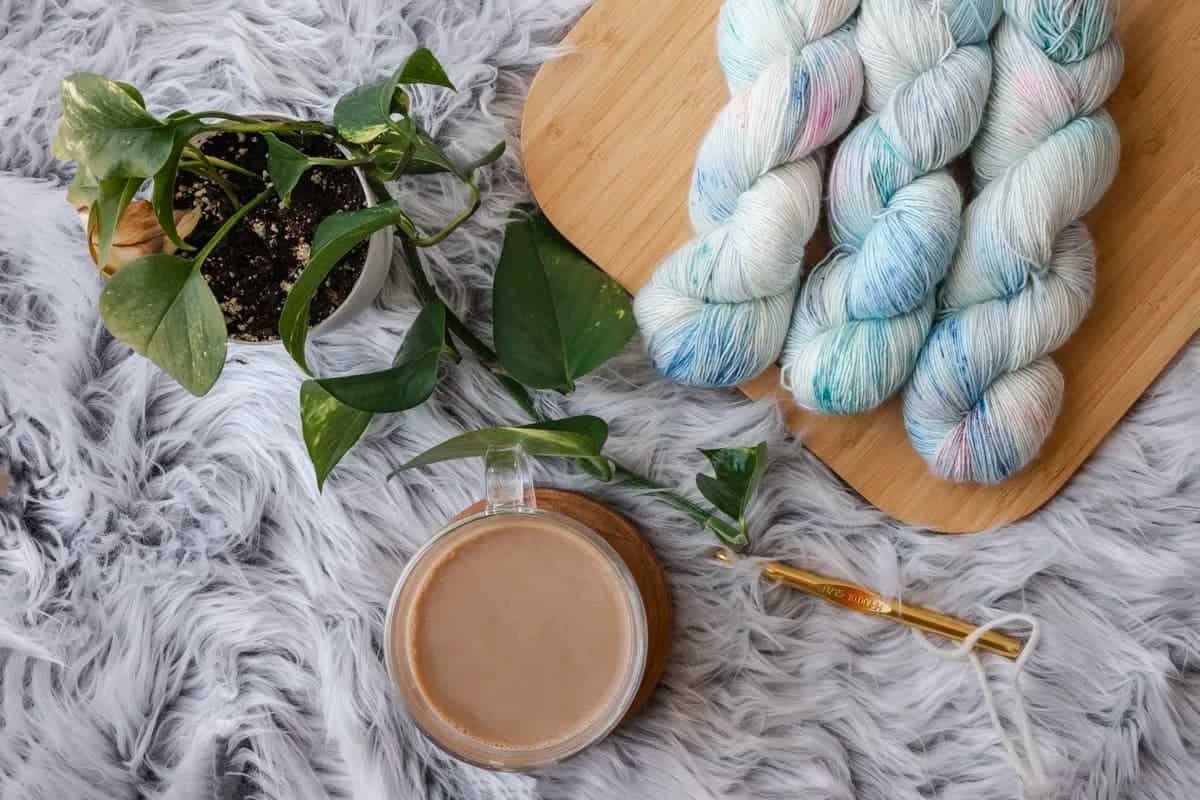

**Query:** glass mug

left=385, top=446, right=649, bottom=770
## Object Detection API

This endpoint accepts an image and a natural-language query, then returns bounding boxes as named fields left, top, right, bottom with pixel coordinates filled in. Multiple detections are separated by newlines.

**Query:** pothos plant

left=55, top=49, right=766, bottom=551
left=55, top=49, right=499, bottom=396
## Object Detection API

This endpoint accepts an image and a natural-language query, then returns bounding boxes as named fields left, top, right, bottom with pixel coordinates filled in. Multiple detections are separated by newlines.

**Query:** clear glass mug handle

left=484, top=445, right=537, bottom=514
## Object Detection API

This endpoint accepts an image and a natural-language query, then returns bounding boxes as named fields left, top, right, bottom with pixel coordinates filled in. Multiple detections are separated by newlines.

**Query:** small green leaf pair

left=317, top=300, right=449, bottom=413
left=696, top=443, right=769, bottom=550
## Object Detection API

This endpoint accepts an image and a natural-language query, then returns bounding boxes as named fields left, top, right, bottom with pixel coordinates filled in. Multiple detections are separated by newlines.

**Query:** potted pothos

left=56, top=49, right=767, bottom=552
left=54, top=49, right=496, bottom=394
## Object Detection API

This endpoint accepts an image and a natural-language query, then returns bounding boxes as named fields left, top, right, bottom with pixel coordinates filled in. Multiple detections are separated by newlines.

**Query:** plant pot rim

left=194, top=116, right=393, bottom=348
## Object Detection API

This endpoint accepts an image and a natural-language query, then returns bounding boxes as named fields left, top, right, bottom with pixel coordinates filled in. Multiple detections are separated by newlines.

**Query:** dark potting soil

left=174, top=131, right=369, bottom=342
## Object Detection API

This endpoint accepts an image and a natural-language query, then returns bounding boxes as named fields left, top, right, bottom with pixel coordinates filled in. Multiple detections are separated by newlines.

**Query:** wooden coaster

left=454, top=489, right=672, bottom=721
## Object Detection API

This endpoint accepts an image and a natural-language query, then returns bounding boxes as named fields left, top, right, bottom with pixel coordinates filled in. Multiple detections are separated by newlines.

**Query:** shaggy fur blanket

left=2, top=2, right=1199, bottom=798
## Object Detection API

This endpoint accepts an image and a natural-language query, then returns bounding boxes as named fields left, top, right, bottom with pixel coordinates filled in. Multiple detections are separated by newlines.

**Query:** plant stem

left=176, top=111, right=336, bottom=137
left=609, top=461, right=745, bottom=548
left=184, top=151, right=259, bottom=180
left=206, top=121, right=330, bottom=135
left=307, top=156, right=374, bottom=168
left=174, top=110, right=262, bottom=126
left=402, top=234, right=538, bottom=419
left=609, top=463, right=714, bottom=527
left=340, top=142, right=374, bottom=162
left=399, top=235, right=498, bottom=368
left=497, top=376, right=540, bottom=420
left=412, top=179, right=481, bottom=248
left=193, top=187, right=274, bottom=271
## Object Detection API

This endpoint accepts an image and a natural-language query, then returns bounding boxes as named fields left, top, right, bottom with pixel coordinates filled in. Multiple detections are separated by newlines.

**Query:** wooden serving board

left=522, top=0, right=1200, bottom=533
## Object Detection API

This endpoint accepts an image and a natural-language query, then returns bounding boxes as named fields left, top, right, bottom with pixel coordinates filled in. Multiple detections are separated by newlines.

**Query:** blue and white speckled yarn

left=633, top=1, right=864, bottom=387
left=780, top=0, right=1001, bottom=415
left=904, top=0, right=1124, bottom=483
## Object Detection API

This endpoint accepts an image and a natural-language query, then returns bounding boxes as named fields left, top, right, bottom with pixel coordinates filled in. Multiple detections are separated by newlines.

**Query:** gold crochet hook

left=713, top=548, right=1024, bottom=660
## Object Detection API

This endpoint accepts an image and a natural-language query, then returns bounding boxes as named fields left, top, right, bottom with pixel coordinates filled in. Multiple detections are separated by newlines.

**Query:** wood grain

left=455, top=489, right=672, bottom=721
left=522, top=0, right=1200, bottom=532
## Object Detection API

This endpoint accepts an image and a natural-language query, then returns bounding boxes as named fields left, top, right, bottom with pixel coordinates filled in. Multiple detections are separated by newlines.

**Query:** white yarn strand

left=916, top=613, right=1047, bottom=798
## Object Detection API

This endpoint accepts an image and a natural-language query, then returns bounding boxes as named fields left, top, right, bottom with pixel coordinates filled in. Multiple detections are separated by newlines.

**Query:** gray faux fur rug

left=2, top=2, right=1199, bottom=799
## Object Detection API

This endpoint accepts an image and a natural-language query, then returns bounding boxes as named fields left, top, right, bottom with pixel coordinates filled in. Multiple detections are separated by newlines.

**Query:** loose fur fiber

left=2, top=2, right=1200, bottom=799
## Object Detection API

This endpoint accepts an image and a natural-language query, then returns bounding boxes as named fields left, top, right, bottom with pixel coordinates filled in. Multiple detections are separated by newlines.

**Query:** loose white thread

left=917, top=613, right=1046, bottom=797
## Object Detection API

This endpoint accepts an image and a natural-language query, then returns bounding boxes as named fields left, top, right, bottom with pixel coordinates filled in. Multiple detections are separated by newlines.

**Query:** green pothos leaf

left=390, top=415, right=609, bottom=479
left=695, top=442, right=768, bottom=550
left=333, top=48, right=454, bottom=145
left=316, top=301, right=448, bottom=413
left=98, top=254, right=227, bottom=396
left=53, top=73, right=175, bottom=180
left=334, top=74, right=404, bottom=144
left=492, top=212, right=636, bottom=392
left=91, top=175, right=142, bottom=268
left=279, top=200, right=416, bottom=373
left=526, top=416, right=613, bottom=479
left=151, top=120, right=203, bottom=251
left=300, top=301, right=451, bottom=490
left=263, top=133, right=313, bottom=206
left=394, top=48, right=455, bottom=90
left=300, top=381, right=374, bottom=490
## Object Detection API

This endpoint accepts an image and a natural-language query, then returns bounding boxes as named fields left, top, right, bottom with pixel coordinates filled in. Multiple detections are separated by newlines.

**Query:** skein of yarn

left=781, top=0, right=1002, bottom=415
left=633, top=0, right=864, bottom=387
left=904, top=0, right=1124, bottom=483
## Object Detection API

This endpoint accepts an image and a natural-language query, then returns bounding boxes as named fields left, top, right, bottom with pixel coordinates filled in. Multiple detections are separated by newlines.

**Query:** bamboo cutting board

left=522, top=0, right=1200, bottom=533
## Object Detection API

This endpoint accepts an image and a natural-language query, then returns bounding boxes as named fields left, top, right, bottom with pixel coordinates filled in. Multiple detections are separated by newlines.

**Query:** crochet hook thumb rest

left=712, top=548, right=1023, bottom=660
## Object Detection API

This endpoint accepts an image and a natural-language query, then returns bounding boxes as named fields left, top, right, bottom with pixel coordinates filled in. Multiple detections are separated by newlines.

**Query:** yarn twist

left=904, top=0, right=1124, bottom=483
left=781, top=0, right=1002, bottom=415
left=633, top=0, right=864, bottom=387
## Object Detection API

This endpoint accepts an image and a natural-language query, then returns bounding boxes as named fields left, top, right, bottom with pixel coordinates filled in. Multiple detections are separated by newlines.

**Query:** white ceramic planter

left=309, top=157, right=393, bottom=336
left=192, top=117, right=392, bottom=346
